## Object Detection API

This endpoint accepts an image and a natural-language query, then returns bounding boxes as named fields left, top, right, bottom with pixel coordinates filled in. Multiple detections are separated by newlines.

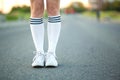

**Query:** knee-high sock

left=30, top=18, right=44, bottom=53
left=47, top=15, right=61, bottom=55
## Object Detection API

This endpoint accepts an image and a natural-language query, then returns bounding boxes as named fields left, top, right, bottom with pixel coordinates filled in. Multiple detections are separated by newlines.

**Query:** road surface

left=0, top=14, right=120, bottom=80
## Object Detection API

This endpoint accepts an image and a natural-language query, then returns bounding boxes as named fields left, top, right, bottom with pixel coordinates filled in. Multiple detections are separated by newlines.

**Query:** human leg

left=30, top=0, right=44, bottom=52
left=46, top=0, right=61, bottom=55
left=45, top=0, right=61, bottom=67
left=30, top=0, right=45, bottom=67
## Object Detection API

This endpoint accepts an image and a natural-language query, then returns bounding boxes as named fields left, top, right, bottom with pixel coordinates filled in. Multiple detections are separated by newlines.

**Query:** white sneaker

left=32, top=51, right=45, bottom=68
left=45, top=52, right=58, bottom=67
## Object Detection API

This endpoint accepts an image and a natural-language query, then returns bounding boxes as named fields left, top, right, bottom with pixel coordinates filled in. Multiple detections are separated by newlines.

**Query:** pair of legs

left=30, top=0, right=60, bottom=17
left=30, top=0, right=61, bottom=67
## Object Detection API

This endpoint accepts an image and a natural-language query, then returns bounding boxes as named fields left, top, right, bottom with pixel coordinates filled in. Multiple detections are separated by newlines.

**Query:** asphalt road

left=0, top=14, right=120, bottom=80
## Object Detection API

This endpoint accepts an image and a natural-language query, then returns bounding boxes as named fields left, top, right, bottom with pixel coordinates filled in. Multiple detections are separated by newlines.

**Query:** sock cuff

left=48, top=16, right=61, bottom=23
left=30, top=18, right=43, bottom=25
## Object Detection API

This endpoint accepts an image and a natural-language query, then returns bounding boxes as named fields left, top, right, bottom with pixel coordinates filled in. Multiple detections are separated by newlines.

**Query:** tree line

left=102, top=0, right=120, bottom=11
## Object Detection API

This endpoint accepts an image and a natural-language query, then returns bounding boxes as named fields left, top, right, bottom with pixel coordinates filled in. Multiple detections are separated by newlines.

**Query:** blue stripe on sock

left=48, top=16, right=61, bottom=18
left=30, top=18, right=43, bottom=24
left=48, top=16, right=61, bottom=23
left=48, top=20, right=61, bottom=23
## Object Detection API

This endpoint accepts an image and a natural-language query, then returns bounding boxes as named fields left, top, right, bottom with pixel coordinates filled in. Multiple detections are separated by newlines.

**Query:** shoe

left=32, top=51, right=45, bottom=68
left=45, top=52, right=58, bottom=67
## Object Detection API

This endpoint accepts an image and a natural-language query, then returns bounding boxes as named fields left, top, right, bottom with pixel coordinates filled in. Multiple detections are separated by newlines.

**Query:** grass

left=82, top=11, right=120, bottom=21
left=5, top=11, right=48, bottom=21
left=5, top=12, right=30, bottom=21
left=101, top=11, right=120, bottom=20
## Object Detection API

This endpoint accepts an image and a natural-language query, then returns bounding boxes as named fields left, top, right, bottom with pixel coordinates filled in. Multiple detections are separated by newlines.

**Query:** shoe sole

left=32, top=65, right=44, bottom=68
left=45, top=64, right=58, bottom=68
left=45, top=66, right=57, bottom=68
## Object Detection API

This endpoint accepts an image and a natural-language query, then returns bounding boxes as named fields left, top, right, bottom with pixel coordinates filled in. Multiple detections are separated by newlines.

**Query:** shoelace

left=33, top=51, right=44, bottom=61
left=45, top=52, right=57, bottom=59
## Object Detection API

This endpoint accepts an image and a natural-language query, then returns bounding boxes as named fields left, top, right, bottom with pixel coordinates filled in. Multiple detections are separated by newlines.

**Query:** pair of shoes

left=32, top=51, right=58, bottom=68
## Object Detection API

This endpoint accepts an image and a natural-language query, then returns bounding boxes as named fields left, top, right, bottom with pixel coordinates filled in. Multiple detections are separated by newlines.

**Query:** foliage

left=66, top=2, right=86, bottom=13
left=44, top=10, right=48, bottom=18
left=82, top=11, right=120, bottom=20
left=0, top=11, right=3, bottom=14
left=5, top=6, right=50, bottom=21
left=6, top=6, right=30, bottom=21
left=10, top=6, right=30, bottom=13
left=6, top=14, right=18, bottom=21
left=102, top=0, right=120, bottom=11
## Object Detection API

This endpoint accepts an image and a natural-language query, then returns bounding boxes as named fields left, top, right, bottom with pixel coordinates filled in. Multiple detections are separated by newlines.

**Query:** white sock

left=47, top=15, right=61, bottom=55
left=30, top=18, right=44, bottom=53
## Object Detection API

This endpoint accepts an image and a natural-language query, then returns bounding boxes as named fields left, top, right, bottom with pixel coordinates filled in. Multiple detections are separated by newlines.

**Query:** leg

left=46, top=0, right=61, bottom=55
left=30, top=0, right=45, bottom=67
left=46, top=0, right=60, bottom=16
left=30, top=0, right=44, bottom=52
left=45, top=0, right=61, bottom=67
left=30, top=0, right=44, bottom=17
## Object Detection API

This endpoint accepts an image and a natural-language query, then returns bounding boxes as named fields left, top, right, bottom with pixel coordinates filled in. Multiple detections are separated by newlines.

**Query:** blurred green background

left=0, top=0, right=120, bottom=22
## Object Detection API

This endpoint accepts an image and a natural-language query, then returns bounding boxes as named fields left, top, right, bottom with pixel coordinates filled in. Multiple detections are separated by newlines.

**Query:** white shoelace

left=33, top=51, right=44, bottom=61
left=45, top=52, right=57, bottom=59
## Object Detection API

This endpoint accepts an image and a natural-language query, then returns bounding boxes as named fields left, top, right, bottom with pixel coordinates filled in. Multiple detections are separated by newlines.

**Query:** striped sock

left=47, top=15, right=61, bottom=56
left=30, top=18, right=44, bottom=53
left=30, top=18, right=43, bottom=24
left=48, top=16, right=61, bottom=23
